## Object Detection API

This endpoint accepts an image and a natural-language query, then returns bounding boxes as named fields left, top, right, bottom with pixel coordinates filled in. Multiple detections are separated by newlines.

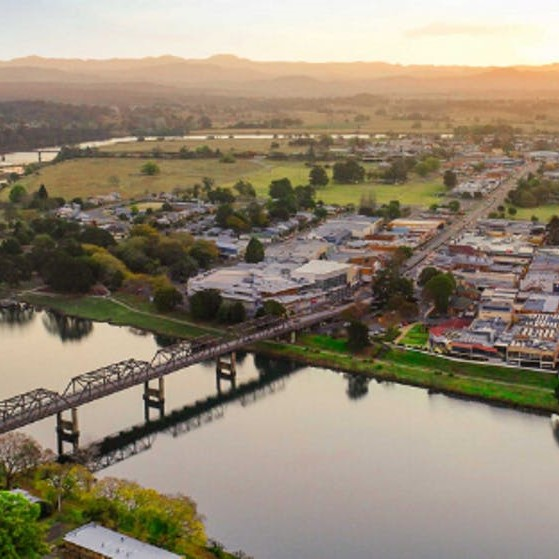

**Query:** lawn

left=512, top=205, right=559, bottom=223
left=18, top=157, right=445, bottom=208
left=298, top=334, right=348, bottom=353
left=399, top=323, right=429, bottom=347
left=21, top=292, right=216, bottom=339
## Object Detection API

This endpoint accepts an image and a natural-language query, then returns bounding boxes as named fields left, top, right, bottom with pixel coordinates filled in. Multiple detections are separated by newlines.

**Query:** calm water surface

left=2, top=308, right=559, bottom=558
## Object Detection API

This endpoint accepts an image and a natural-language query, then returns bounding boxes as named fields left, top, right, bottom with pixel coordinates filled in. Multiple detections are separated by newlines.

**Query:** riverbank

left=256, top=337, right=559, bottom=415
left=20, top=291, right=219, bottom=338
left=18, top=292, right=559, bottom=415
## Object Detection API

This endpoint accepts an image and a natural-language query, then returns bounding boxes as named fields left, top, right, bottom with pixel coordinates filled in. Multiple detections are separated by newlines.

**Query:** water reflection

left=82, top=363, right=300, bottom=472
left=42, top=311, right=94, bottom=342
left=0, top=305, right=35, bottom=329
left=154, top=333, right=178, bottom=348
left=550, top=416, right=559, bottom=448
left=253, top=353, right=304, bottom=377
left=345, top=373, right=371, bottom=400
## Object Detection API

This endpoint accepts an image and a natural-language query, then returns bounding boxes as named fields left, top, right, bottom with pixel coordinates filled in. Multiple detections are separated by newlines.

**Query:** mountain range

left=2, top=54, right=559, bottom=102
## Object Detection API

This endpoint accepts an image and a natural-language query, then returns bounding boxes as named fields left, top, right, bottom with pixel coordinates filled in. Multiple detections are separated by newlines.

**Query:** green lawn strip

left=256, top=341, right=559, bottom=412
left=21, top=292, right=212, bottom=339
left=385, top=349, right=557, bottom=390
left=399, top=324, right=429, bottom=347
left=297, top=333, right=348, bottom=353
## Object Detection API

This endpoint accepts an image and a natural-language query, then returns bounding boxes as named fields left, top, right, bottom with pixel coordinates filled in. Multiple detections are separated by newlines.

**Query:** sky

left=2, top=0, right=559, bottom=66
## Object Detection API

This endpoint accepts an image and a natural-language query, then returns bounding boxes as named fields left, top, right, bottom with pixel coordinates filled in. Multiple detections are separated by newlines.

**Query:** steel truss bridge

left=0, top=307, right=345, bottom=436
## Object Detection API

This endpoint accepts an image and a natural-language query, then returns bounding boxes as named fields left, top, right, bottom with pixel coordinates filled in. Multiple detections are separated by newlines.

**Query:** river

left=1, top=307, right=559, bottom=558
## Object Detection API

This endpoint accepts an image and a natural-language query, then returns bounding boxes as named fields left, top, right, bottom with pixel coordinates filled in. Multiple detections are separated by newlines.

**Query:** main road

left=403, top=161, right=538, bottom=277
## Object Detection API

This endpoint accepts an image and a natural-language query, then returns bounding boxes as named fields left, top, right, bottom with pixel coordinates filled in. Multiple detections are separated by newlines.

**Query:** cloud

left=405, top=22, right=537, bottom=39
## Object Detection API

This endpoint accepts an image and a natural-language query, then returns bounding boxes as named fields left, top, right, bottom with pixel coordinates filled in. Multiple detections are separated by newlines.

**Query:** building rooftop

left=63, top=523, right=181, bottom=559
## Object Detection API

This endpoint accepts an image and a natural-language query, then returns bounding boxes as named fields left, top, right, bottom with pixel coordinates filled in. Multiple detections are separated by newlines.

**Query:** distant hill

left=2, top=54, right=559, bottom=102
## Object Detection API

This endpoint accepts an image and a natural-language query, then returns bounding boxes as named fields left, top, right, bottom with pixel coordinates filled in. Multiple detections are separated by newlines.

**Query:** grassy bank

left=256, top=338, right=559, bottom=414
left=20, top=292, right=217, bottom=339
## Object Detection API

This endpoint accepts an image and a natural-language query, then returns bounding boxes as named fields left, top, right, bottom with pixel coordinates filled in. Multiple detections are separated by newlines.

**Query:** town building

left=62, top=523, right=181, bottom=559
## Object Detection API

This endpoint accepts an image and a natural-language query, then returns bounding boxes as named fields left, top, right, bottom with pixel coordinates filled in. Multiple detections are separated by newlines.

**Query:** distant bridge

left=0, top=307, right=347, bottom=453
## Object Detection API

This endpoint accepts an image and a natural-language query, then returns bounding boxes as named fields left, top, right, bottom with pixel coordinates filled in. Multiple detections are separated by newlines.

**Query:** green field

left=512, top=205, right=559, bottom=223
left=18, top=157, right=445, bottom=208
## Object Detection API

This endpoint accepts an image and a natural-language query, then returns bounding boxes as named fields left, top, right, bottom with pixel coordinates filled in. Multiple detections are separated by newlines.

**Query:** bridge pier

left=143, top=377, right=165, bottom=421
left=56, top=408, right=80, bottom=457
left=216, top=352, right=237, bottom=394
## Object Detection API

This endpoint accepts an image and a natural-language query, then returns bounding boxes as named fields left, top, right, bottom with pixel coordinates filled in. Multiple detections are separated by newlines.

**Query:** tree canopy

left=245, top=237, right=265, bottom=263
left=0, top=433, right=44, bottom=489
left=140, top=161, right=160, bottom=176
left=346, top=320, right=370, bottom=352
left=0, top=492, right=48, bottom=558
left=332, top=159, right=365, bottom=184
left=422, top=272, right=456, bottom=314
left=309, top=165, right=329, bottom=187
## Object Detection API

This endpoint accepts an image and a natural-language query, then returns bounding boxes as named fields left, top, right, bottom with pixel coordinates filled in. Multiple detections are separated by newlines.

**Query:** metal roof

left=63, top=523, right=181, bottom=559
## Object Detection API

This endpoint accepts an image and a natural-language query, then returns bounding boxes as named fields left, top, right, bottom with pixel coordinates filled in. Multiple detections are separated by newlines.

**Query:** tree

left=294, top=185, right=316, bottom=210
left=140, top=161, right=160, bottom=176
left=153, top=286, right=182, bottom=312
left=508, top=206, right=517, bottom=216
left=80, top=226, right=116, bottom=248
left=346, top=320, right=370, bottom=352
left=448, top=200, right=461, bottom=213
left=35, top=463, right=93, bottom=513
left=189, top=289, right=222, bottom=320
left=36, top=184, right=48, bottom=200
left=269, top=178, right=294, bottom=200
left=169, top=256, right=198, bottom=282
left=41, top=253, right=97, bottom=293
left=217, top=301, right=246, bottom=324
left=245, top=237, right=265, bottom=263
left=268, top=178, right=297, bottom=217
left=189, top=239, right=218, bottom=269
left=383, top=158, right=409, bottom=184
left=418, top=266, right=440, bottom=287
left=372, top=261, right=414, bottom=308
left=309, top=165, right=329, bottom=187
left=443, top=170, right=458, bottom=189
left=82, top=478, right=207, bottom=553
left=332, top=159, right=365, bottom=183
left=547, top=215, right=559, bottom=245
left=233, top=180, right=256, bottom=198
left=0, top=492, right=48, bottom=558
left=8, top=184, right=27, bottom=204
left=423, top=272, right=456, bottom=314
left=0, top=433, right=43, bottom=489
left=257, top=299, right=287, bottom=318
left=0, top=237, right=22, bottom=256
